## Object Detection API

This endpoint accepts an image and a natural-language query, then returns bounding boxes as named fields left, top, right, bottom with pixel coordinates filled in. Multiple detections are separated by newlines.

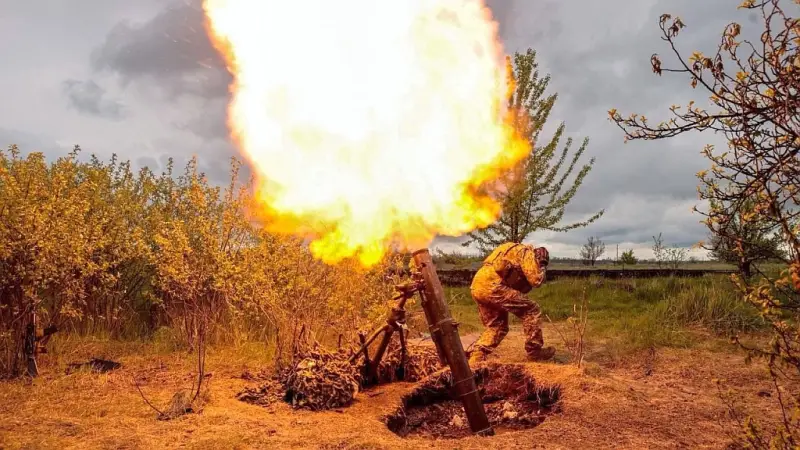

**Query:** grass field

left=440, top=274, right=764, bottom=363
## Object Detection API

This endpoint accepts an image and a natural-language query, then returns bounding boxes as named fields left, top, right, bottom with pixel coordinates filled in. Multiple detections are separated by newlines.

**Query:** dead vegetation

left=238, top=338, right=360, bottom=411
left=280, top=346, right=361, bottom=410
left=546, top=287, right=589, bottom=367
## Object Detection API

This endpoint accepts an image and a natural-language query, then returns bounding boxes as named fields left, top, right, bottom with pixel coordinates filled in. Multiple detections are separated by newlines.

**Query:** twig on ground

left=134, top=381, right=165, bottom=417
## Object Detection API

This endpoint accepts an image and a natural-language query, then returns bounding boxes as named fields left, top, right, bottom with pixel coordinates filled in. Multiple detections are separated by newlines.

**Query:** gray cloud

left=62, top=79, right=127, bottom=120
left=0, top=128, right=69, bottom=157
left=133, top=135, right=241, bottom=186
left=172, top=97, right=230, bottom=141
left=91, top=0, right=230, bottom=100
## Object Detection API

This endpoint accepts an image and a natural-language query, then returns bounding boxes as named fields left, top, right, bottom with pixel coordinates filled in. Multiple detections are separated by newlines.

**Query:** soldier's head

left=533, top=246, right=549, bottom=268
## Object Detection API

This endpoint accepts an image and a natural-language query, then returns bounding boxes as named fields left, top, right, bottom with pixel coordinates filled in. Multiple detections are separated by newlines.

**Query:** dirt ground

left=0, top=326, right=785, bottom=450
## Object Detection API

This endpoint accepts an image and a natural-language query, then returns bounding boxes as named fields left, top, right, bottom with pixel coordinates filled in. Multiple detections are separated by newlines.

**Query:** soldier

left=468, top=242, right=554, bottom=364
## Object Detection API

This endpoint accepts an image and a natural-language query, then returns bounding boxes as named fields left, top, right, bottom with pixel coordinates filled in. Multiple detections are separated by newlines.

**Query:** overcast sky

left=0, top=0, right=759, bottom=259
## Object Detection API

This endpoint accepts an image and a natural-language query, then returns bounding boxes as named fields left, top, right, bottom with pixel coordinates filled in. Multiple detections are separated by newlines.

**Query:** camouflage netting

left=236, top=379, right=284, bottom=408
left=368, top=338, right=443, bottom=385
left=283, top=347, right=361, bottom=410
left=385, top=362, right=563, bottom=439
left=237, top=345, right=360, bottom=411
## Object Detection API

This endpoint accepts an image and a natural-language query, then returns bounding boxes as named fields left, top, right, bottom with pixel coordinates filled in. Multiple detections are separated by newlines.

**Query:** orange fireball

left=203, top=0, right=529, bottom=266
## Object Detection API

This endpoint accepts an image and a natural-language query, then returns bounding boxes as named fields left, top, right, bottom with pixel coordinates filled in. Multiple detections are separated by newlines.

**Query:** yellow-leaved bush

left=0, top=145, right=399, bottom=377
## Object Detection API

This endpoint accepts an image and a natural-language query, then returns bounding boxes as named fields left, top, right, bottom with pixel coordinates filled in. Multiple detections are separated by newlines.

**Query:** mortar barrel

left=411, top=248, right=494, bottom=436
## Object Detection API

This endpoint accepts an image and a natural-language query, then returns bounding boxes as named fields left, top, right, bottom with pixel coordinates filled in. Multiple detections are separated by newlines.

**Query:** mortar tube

left=411, top=248, right=494, bottom=437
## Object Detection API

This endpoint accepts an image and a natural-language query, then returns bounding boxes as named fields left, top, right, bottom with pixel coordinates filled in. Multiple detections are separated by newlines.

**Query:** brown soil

left=386, top=363, right=561, bottom=439
left=0, top=327, right=791, bottom=449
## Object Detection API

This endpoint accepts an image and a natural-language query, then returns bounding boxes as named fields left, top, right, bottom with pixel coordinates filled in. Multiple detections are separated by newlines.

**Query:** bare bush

left=546, top=288, right=589, bottom=367
left=580, top=236, right=605, bottom=266
left=664, top=247, right=688, bottom=270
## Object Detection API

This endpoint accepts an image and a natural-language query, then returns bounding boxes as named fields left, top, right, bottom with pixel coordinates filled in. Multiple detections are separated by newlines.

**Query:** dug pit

left=385, top=362, right=561, bottom=439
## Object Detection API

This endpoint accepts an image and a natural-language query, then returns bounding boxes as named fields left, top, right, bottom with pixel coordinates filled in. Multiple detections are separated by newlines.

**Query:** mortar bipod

left=347, top=277, right=424, bottom=384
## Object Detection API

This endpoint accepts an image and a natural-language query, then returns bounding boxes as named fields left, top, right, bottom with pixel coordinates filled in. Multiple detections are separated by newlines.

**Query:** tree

left=652, top=233, right=666, bottom=268
left=0, top=146, right=148, bottom=376
left=664, top=246, right=687, bottom=270
left=579, top=236, right=605, bottom=266
left=707, top=199, right=787, bottom=277
left=610, top=1, right=800, bottom=445
left=464, top=49, right=604, bottom=254
left=620, top=249, right=637, bottom=265
left=150, top=157, right=252, bottom=350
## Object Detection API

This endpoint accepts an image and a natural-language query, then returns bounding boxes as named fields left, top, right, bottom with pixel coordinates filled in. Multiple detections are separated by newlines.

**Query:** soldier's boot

left=468, top=348, right=489, bottom=365
left=527, top=346, right=556, bottom=362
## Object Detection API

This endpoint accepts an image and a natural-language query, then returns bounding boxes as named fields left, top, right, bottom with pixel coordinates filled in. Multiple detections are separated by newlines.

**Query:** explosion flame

left=203, top=0, right=529, bottom=266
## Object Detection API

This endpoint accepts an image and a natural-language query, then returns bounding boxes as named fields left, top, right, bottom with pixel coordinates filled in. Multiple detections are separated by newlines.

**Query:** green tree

left=464, top=49, right=604, bottom=254
left=707, top=199, right=787, bottom=278
left=73, top=154, right=155, bottom=337
left=620, top=249, right=637, bottom=265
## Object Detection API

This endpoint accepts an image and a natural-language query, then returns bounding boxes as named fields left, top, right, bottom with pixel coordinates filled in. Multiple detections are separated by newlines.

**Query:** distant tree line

left=572, top=231, right=784, bottom=273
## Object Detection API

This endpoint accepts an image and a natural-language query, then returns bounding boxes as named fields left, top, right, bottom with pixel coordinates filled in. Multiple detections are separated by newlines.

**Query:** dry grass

left=0, top=327, right=791, bottom=450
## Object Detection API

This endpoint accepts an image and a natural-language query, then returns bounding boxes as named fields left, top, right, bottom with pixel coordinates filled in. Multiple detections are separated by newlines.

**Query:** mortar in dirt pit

left=348, top=248, right=494, bottom=435
left=385, top=362, right=562, bottom=439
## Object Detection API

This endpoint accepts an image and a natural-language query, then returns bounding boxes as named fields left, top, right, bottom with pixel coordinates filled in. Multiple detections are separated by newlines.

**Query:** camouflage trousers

left=470, top=271, right=544, bottom=359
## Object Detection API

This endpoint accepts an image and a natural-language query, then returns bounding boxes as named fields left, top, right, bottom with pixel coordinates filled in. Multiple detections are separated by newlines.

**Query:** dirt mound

left=238, top=346, right=360, bottom=411
left=385, top=362, right=561, bottom=439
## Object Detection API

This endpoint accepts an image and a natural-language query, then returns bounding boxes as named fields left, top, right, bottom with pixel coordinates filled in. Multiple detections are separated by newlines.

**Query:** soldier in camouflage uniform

left=468, top=242, right=554, bottom=364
